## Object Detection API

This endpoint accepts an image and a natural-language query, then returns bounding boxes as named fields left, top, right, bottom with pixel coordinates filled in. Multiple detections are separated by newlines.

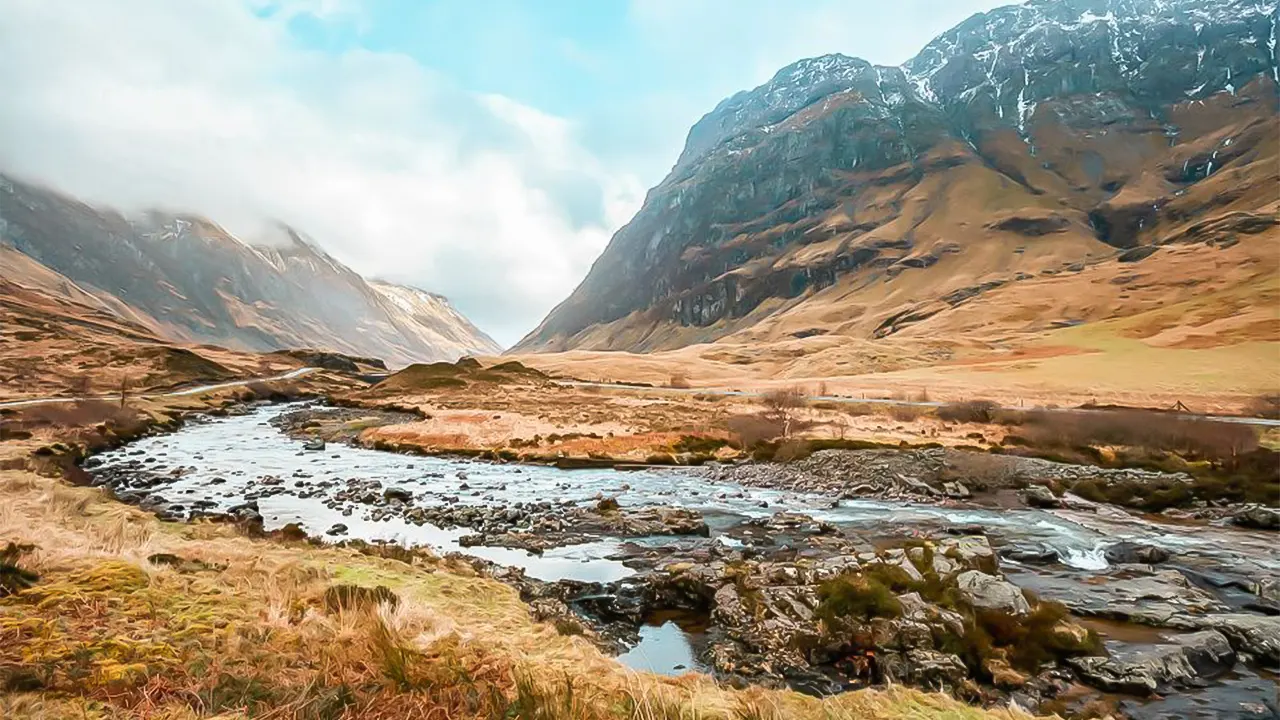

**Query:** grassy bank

left=0, top=437, right=1037, bottom=719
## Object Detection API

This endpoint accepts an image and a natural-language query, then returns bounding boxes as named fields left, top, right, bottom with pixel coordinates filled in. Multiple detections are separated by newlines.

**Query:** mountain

left=367, top=280, right=502, bottom=360
left=515, top=0, right=1279, bottom=358
left=0, top=174, right=499, bottom=366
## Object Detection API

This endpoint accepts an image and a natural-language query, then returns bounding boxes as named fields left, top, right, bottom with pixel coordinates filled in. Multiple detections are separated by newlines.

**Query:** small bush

left=773, top=439, right=813, bottom=462
left=1012, top=409, right=1258, bottom=462
left=938, top=400, right=999, bottom=424
left=1246, top=394, right=1280, bottom=420
left=888, top=404, right=925, bottom=422
left=726, top=413, right=786, bottom=448
left=817, top=574, right=902, bottom=623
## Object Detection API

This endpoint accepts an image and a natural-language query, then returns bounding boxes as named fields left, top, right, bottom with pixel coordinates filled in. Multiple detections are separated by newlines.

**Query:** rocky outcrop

left=700, top=447, right=1193, bottom=502
left=1230, top=504, right=1280, bottom=531
left=1188, top=614, right=1280, bottom=664
left=1036, top=567, right=1229, bottom=627
left=1068, top=630, right=1236, bottom=695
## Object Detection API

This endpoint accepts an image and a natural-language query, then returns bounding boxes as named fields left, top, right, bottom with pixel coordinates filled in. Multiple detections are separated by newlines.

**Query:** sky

left=0, top=0, right=1007, bottom=347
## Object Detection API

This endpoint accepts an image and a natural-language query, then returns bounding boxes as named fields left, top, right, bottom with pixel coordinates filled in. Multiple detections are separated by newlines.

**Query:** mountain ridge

left=0, top=173, right=499, bottom=366
left=514, top=0, right=1279, bottom=355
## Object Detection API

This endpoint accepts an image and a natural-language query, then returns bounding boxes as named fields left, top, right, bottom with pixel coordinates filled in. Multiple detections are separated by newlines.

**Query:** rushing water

left=91, top=403, right=1279, bottom=678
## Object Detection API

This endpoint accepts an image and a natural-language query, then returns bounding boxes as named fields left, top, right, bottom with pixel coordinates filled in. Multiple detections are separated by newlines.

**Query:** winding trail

left=0, top=366, right=318, bottom=409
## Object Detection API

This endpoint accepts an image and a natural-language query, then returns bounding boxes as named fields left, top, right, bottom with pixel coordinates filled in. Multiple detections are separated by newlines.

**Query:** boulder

left=1022, top=484, right=1062, bottom=509
left=903, top=648, right=969, bottom=689
left=1069, top=630, right=1235, bottom=695
left=383, top=487, right=413, bottom=503
left=1230, top=505, right=1280, bottom=531
left=1001, top=545, right=1061, bottom=565
left=938, top=535, right=997, bottom=573
left=1188, top=614, right=1280, bottom=664
left=302, top=438, right=326, bottom=451
left=956, top=570, right=1031, bottom=615
left=1037, top=568, right=1227, bottom=627
left=1104, top=541, right=1171, bottom=565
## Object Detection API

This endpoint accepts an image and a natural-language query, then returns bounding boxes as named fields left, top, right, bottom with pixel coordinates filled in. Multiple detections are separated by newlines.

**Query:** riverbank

left=49, top=401, right=1280, bottom=718
left=0, top=411, right=1038, bottom=720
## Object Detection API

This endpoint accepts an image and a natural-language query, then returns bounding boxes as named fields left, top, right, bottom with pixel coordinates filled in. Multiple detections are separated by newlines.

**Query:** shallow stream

left=91, top=403, right=1280, bottom=705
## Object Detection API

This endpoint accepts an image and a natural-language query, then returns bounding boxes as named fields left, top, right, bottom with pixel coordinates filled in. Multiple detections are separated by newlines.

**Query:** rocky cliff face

left=0, top=175, right=498, bottom=366
left=515, top=0, right=1279, bottom=352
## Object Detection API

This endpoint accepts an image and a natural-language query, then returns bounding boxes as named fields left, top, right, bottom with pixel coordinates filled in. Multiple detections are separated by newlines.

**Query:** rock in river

left=1230, top=505, right=1280, bottom=531
left=1068, top=630, right=1236, bottom=695
left=1187, top=614, right=1280, bottom=664
left=1104, top=541, right=1171, bottom=565
left=956, top=570, right=1031, bottom=615
left=1022, top=484, right=1062, bottom=509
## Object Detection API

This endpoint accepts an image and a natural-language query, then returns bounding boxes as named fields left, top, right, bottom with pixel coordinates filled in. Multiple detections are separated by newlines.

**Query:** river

left=88, top=402, right=1279, bottom=714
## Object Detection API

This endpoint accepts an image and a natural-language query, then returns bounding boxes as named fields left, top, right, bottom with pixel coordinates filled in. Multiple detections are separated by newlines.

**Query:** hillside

left=0, top=174, right=498, bottom=367
left=514, top=0, right=1280, bottom=378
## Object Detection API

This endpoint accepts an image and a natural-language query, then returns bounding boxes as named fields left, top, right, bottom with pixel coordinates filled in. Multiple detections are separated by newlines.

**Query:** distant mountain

left=0, top=174, right=498, bottom=366
left=515, top=0, right=1279, bottom=353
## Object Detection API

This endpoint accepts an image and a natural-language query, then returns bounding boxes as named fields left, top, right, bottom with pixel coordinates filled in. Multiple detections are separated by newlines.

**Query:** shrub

left=725, top=413, right=786, bottom=448
left=817, top=574, right=902, bottom=623
left=1246, top=394, right=1280, bottom=420
left=772, top=439, right=813, bottom=462
left=1012, top=409, right=1258, bottom=464
left=888, top=404, right=925, bottom=422
left=761, top=386, right=808, bottom=437
left=937, top=400, right=1000, bottom=424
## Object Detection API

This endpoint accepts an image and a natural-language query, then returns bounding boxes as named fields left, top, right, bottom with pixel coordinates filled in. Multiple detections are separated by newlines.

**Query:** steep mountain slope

left=515, top=0, right=1279, bottom=356
left=368, top=280, right=502, bottom=359
left=0, top=174, right=498, bottom=366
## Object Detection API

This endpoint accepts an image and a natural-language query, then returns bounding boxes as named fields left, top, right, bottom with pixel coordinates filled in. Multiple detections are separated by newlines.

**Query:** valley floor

left=0, top=385, right=1030, bottom=720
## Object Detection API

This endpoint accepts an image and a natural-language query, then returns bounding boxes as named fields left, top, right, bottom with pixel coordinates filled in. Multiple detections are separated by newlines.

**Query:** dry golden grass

left=0, top=468, right=1041, bottom=720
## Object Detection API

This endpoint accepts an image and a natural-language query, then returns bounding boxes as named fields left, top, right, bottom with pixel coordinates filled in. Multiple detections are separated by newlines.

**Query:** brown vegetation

left=1007, top=409, right=1258, bottom=463
left=726, top=414, right=787, bottom=449
left=937, top=400, right=999, bottom=425
left=761, top=386, right=808, bottom=437
left=0, top=463, right=1033, bottom=720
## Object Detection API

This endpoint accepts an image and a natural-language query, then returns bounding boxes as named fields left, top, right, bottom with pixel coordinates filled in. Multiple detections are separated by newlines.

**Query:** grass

left=0, top=467, right=1040, bottom=720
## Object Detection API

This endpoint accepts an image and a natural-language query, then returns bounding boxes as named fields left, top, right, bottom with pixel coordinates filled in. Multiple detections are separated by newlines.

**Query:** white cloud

left=0, top=0, right=642, bottom=347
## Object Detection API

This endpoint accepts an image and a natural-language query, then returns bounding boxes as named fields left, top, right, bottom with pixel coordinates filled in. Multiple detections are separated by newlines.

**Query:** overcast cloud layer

left=0, top=0, right=1003, bottom=347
